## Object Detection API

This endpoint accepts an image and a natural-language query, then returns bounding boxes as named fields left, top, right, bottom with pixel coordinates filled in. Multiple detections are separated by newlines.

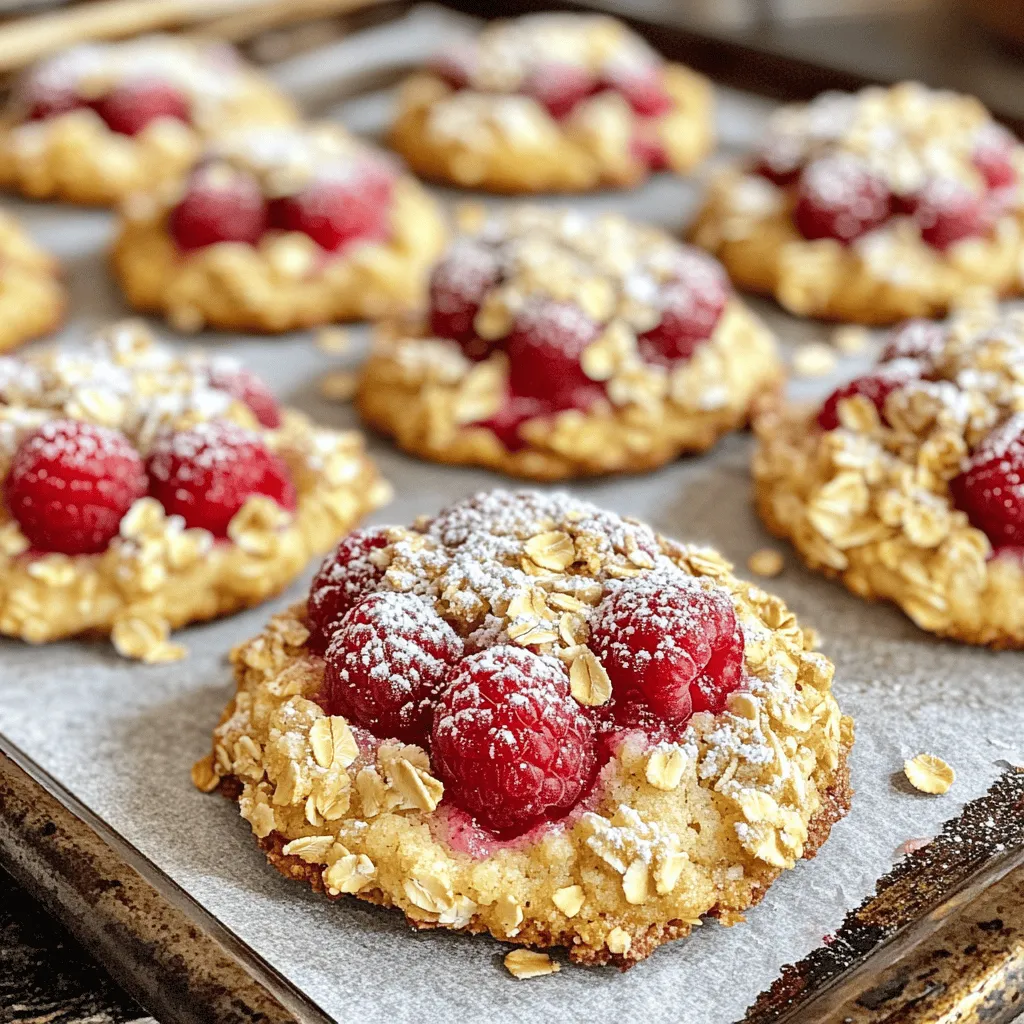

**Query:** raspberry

left=427, top=239, right=501, bottom=354
left=269, top=162, right=394, bottom=252
left=473, top=391, right=545, bottom=452
left=323, top=593, right=463, bottom=745
left=637, top=248, right=729, bottom=367
left=752, top=135, right=804, bottom=186
left=794, top=155, right=891, bottom=243
left=3, top=419, right=146, bottom=555
left=630, top=127, right=668, bottom=171
left=972, top=124, right=1017, bottom=191
left=914, top=178, right=987, bottom=249
left=146, top=419, right=295, bottom=537
left=817, top=360, right=921, bottom=431
left=93, top=79, right=190, bottom=136
left=504, top=299, right=602, bottom=410
left=587, top=573, right=744, bottom=724
left=949, top=414, right=1024, bottom=548
left=307, top=527, right=391, bottom=647
left=601, top=63, right=673, bottom=117
left=431, top=646, right=597, bottom=835
left=522, top=62, right=596, bottom=119
left=169, top=166, right=267, bottom=251
left=23, top=80, right=85, bottom=121
left=207, top=363, right=281, bottom=428
left=879, top=319, right=945, bottom=366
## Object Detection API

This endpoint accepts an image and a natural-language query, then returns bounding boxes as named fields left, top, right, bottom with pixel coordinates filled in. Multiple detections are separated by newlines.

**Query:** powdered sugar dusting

left=0, top=322, right=272, bottom=465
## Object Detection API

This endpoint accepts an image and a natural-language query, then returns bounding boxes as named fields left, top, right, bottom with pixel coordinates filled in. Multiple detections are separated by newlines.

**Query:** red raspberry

left=427, top=239, right=501, bottom=355
left=270, top=163, right=394, bottom=253
left=794, top=155, right=891, bottom=243
left=817, top=360, right=921, bottom=431
left=431, top=646, right=597, bottom=835
left=3, top=419, right=146, bottom=555
left=307, top=527, right=391, bottom=648
left=949, top=415, right=1024, bottom=548
left=752, top=135, right=804, bottom=186
left=601, top=64, right=673, bottom=117
left=23, top=79, right=86, bottom=121
left=588, top=574, right=744, bottom=725
left=522, top=62, right=596, bottom=120
left=169, top=166, right=267, bottom=251
left=914, top=178, right=987, bottom=249
left=145, top=419, right=295, bottom=537
left=93, top=79, right=190, bottom=136
left=324, top=593, right=463, bottom=745
left=879, top=319, right=945, bottom=365
left=630, top=128, right=668, bottom=172
left=473, top=391, right=545, bottom=453
left=207, top=364, right=281, bottom=429
left=504, top=299, right=603, bottom=410
left=638, top=248, right=729, bottom=367
left=972, top=124, right=1017, bottom=191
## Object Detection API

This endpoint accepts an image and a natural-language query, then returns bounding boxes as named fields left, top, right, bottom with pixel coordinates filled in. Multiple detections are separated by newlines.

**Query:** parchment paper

left=0, top=15, right=1022, bottom=1023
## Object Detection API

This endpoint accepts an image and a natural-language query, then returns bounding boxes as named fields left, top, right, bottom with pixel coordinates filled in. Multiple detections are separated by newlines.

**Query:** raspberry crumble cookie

left=0, top=211, right=65, bottom=352
left=754, top=304, right=1024, bottom=646
left=0, top=36, right=296, bottom=206
left=0, top=322, right=387, bottom=662
left=112, top=122, right=447, bottom=333
left=197, top=489, right=852, bottom=967
left=691, top=83, right=1024, bottom=324
left=389, top=13, right=713, bottom=193
left=356, top=207, right=781, bottom=480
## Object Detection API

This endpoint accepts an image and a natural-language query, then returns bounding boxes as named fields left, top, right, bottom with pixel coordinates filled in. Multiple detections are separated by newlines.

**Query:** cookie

left=0, top=210, right=65, bottom=352
left=389, top=13, right=713, bottom=193
left=691, top=82, right=1024, bottom=324
left=0, top=321, right=388, bottom=662
left=356, top=206, right=782, bottom=480
left=196, top=488, right=852, bottom=967
left=754, top=302, right=1024, bottom=646
left=0, top=35, right=297, bottom=206
left=111, top=122, right=447, bottom=333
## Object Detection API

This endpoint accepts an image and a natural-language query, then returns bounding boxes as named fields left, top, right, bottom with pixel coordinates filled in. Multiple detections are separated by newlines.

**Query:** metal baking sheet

left=0, top=10, right=1022, bottom=1024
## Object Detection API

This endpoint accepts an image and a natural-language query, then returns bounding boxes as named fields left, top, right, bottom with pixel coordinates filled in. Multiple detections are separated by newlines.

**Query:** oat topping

left=692, top=82, right=1024, bottom=323
left=0, top=321, right=386, bottom=659
left=205, top=489, right=850, bottom=965
left=113, top=120, right=445, bottom=333
left=390, top=12, right=712, bottom=193
left=358, top=206, right=781, bottom=479
left=754, top=300, right=1024, bottom=645
left=15, top=36, right=248, bottom=116
left=904, top=754, right=955, bottom=794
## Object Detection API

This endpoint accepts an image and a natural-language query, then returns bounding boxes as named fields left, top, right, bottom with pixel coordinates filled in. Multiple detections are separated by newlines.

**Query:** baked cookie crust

left=389, top=14, right=713, bottom=194
left=0, top=36, right=296, bottom=206
left=0, top=210, right=65, bottom=352
left=0, top=322, right=389, bottom=662
left=197, top=490, right=852, bottom=967
left=691, top=83, right=1024, bottom=324
left=356, top=207, right=782, bottom=480
left=111, top=124, right=447, bottom=333
left=753, top=303, right=1024, bottom=647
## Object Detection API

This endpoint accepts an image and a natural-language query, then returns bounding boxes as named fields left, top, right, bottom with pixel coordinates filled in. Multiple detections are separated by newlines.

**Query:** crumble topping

left=358, top=206, right=781, bottom=479
left=14, top=36, right=246, bottom=120
left=692, top=82, right=1024, bottom=323
left=0, top=321, right=387, bottom=660
left=754, top=299, right=1024, bottom=645
left=202, top=490, right=850, bottom=964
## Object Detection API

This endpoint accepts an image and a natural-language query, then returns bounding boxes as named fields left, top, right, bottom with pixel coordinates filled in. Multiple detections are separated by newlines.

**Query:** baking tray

left=0, top=7, right=1023, bottom=1024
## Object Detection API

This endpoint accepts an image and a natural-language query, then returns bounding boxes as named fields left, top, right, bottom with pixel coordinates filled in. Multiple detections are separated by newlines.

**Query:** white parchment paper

left=0, top=20, right=1022, bottom=1023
